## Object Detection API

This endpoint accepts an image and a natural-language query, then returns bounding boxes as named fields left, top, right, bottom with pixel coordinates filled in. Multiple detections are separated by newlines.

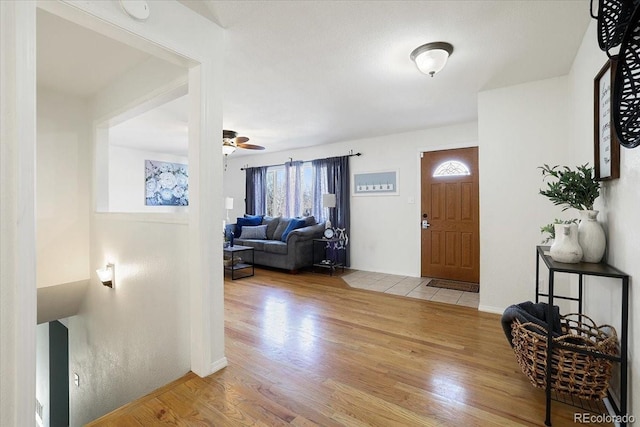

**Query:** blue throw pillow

left=244, top=214, right=264, bottom=221
left=235, top=216, right=262, bottom=236
left=281, top=218, right=307, bottom=241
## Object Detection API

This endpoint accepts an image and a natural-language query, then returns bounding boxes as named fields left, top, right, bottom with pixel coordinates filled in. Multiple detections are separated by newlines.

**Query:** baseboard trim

left=210, top=357, right=228, bottom=374
left=478, top=304, right=504, bottom=315
left=191, top=356, right=228, bottom=378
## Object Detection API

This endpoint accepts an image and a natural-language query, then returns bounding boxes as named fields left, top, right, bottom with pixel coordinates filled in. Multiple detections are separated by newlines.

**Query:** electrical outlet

left=74, top=373, right=79, bottom=387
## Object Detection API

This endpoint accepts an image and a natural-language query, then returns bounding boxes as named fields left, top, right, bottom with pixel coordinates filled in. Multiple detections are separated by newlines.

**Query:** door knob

left=421, top=213, right=430, bottom=229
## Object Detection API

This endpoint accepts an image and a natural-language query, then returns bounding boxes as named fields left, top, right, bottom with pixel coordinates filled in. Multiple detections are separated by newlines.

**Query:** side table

left=223, top=245, right=254, bottom=280
left=535, top=245, right=629, bottom=426
left=312, top=238, right=345, bottom=276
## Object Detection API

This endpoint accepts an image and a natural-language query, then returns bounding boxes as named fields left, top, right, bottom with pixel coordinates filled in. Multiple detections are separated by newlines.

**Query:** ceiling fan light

left=410, top=42, right=453, bottom=77
left=222, top=140, right=236, bottom=156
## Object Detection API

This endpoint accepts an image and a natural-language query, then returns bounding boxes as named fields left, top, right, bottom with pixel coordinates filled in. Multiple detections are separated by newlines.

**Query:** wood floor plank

left=88, top=268, right=611, bottom=426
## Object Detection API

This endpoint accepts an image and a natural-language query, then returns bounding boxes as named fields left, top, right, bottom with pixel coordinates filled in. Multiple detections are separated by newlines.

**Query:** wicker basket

left=511, top=313, right=618, bottom=401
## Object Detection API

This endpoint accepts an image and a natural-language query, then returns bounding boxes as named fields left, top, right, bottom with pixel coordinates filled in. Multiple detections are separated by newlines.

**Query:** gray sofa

left=225, top=216, right=325, bottom=273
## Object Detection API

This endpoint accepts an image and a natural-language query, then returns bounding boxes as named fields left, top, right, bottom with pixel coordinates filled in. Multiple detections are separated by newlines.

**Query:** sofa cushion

left=263, top=240, right=288, bottom=255
left=300, top=215, right=316, bottom=226
left=234, top=239, right=266, bottom=251
left=239, top=224, right=268, bottom=240
left=281, top=218, right=307, bottom=241
left=235, top=216, right=262, bottom=236
left=262, top=216, right=281, bottom=240
left=273, top=218, right=292, bottom=241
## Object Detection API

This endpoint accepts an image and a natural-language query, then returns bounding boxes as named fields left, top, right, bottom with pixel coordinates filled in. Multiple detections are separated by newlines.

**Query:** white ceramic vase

left=550, top=223, right=582, bottom=263
left=578, top=210, right=606, bottom=263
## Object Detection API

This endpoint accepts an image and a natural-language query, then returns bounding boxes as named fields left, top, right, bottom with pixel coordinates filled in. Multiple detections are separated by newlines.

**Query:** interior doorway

left=420, top=147, right=479, bottom=284
left=49, top=321, right=69, bottom=427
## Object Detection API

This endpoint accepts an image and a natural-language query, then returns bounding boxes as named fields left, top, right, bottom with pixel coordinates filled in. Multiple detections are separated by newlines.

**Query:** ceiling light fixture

left=410, top=42, right=454, bottom=77
left=222, top=139, right=237, bottom=156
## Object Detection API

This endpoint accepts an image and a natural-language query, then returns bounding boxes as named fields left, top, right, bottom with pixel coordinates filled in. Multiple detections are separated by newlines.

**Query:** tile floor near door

left=342, top=270, right=479, bottom=308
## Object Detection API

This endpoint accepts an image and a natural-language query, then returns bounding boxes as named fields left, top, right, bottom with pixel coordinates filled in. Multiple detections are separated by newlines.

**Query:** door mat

left=427, top=279, right=479, bottom=293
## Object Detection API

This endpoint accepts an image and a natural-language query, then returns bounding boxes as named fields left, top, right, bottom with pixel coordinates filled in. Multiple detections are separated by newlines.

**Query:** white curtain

left=284, top=161, right=304, bottom=217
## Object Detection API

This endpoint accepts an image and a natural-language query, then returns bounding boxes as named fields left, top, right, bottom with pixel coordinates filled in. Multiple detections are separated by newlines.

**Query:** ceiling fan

left=222, top=129, right=265, bottom=155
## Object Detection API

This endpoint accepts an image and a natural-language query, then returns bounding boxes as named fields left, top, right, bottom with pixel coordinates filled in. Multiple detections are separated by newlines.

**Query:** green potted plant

left=538, top=164, right=599, bottom=211
left=539, top=163, right=605, bottom=263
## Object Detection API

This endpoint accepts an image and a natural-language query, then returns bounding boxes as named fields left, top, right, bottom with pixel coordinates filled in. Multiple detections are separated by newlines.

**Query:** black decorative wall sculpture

left=614, top=6, right=640, bottom=148
left=591, top=0, right=638, bottom=55
left=592, top=0, right=640, bottom=148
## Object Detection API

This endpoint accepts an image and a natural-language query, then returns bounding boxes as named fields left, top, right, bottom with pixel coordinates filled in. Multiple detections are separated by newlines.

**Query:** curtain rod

left=239, top=151, right=362, bottom=171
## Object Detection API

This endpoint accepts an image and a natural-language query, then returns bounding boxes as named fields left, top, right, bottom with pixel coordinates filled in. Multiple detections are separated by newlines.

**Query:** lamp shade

left=322, top=193, right=336, bottom=208
left=410, top=42, right=454, bottom=77
left=225, top=197, right=234, bottom=210
left=96, top=264, right=114, bottom=288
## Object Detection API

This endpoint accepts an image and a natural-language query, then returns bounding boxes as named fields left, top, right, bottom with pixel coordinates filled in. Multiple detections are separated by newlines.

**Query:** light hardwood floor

left=88, top=268, right=609, bottom=426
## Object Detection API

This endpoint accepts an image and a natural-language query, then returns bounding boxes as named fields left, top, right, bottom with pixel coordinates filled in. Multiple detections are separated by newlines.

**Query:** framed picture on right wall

left=594, top=57, right=620, bottom=181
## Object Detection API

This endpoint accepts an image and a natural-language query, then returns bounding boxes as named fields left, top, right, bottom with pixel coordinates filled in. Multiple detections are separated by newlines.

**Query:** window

left=265, top=162, right=314, bottom=217
left=433, top=160, right=471, bottom=177
left=265, top=167, right=285, bottom=216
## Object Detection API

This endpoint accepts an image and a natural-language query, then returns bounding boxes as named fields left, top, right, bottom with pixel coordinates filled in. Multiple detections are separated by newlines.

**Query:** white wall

left=35, top=66, right=193, bottom=427
left=37, top=88, right=91, bottom=288
left=33, top=25, right=195, bottom=427
left=477, top=19, right=637, bottom=417
left=108, top=145, right=187, bottom=213
left=91, top=57, right=187, bottom=124
left=477, top=77, right=571, bottom=313
left=68, top=215, right=191, bottom=425
left=567, top=19, right=638, bottom=417
left=36, top=323, right=50, bottom=427
left=32, top=0, right=225, bottom=424
left=0, top=2, right=37, bottom=425
left=224, top=121, right=478, bottom=276
left=93, top=58, right=188, bottom=214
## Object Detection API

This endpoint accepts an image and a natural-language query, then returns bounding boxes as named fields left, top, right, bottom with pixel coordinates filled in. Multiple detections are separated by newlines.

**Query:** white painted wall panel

left=478, top=77, right=570, bottom=313
left=68, top=215, right=190, bottom=425
left=108, top=145, right=187, bottom=213
left=567, top=19, right=639, bottom=417
left=37, top=89, right=91, bottom=288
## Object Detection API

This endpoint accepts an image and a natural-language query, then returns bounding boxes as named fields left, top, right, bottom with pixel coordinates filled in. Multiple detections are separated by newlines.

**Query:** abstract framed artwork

left=352, top=170, right=399, bottom=196
left=145, top=160, right=189, bottom=206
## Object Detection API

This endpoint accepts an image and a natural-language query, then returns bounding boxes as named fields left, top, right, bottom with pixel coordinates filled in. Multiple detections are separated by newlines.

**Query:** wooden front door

left=421, top=147, right=479, bottom=283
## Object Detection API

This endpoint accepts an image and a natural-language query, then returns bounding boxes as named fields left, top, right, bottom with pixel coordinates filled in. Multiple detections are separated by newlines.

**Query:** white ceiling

left=37, top=1, right=592, bottom=156
left=109, top=95, right=189, bottom=156
left=37, top=9, right=150, bottom=98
